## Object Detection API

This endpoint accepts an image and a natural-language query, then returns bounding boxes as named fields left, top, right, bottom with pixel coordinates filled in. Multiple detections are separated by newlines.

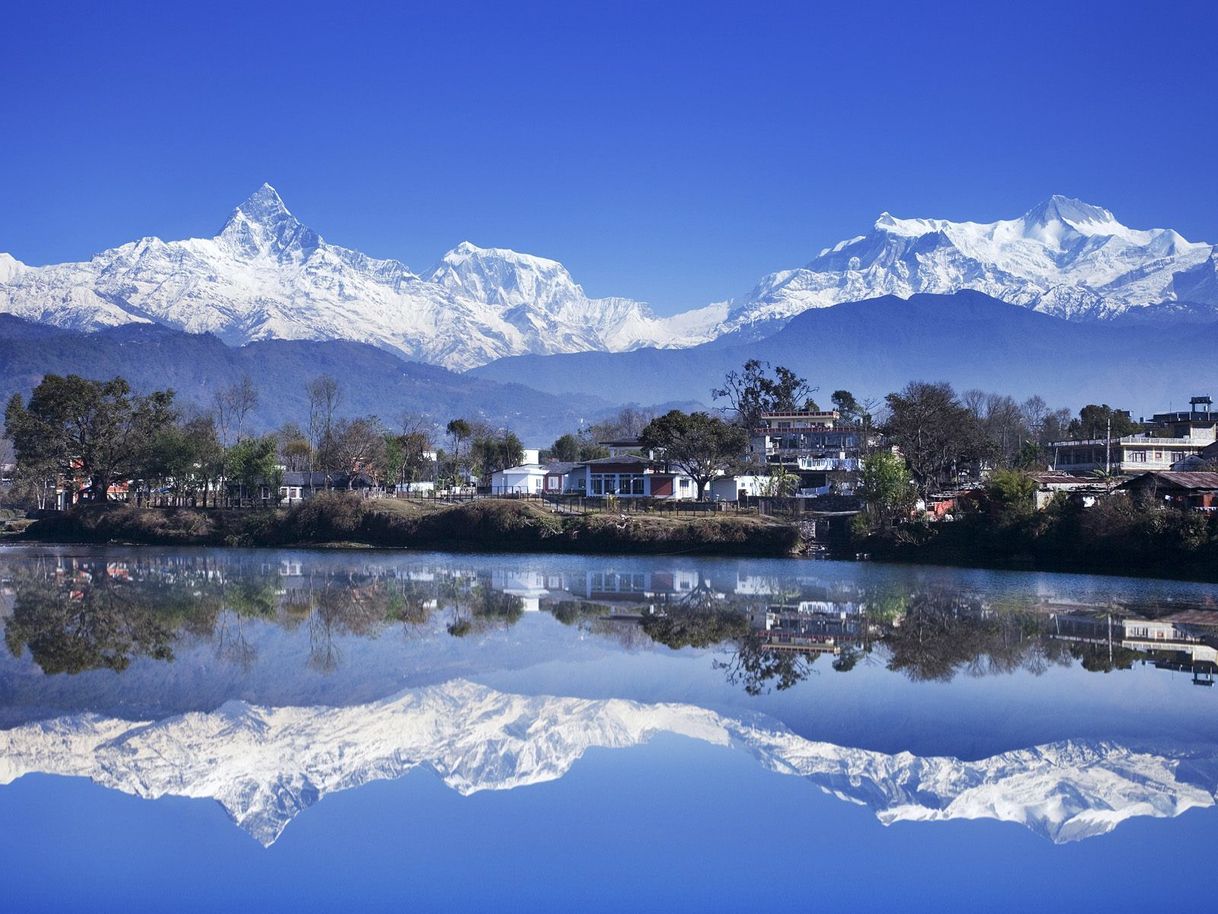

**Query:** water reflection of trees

left=4, top=556, right=1214, bottom=693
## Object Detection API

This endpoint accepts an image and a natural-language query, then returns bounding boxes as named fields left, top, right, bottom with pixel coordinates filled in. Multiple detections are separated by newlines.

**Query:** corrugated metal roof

left=1120, top=471, right=1218, bottom=490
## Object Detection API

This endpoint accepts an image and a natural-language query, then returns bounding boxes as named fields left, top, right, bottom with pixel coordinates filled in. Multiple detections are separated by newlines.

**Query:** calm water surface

left=1, top=545, right=1216, bottom=912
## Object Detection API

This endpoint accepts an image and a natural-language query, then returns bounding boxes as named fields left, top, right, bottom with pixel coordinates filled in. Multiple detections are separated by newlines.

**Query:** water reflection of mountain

left=5, top=551, right=1216, bottom=697
left=1, top=680, right=1213, bottom=847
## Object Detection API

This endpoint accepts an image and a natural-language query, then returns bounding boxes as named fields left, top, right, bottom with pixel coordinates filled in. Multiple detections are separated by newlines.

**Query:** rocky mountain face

left=0, top=189, right=1212, bottom=371
left=1, top=680, right=1212, bottom=846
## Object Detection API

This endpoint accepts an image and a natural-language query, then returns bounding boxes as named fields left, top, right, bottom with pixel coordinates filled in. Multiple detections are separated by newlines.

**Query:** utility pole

left=1105, top=416, right=1111, bottom=477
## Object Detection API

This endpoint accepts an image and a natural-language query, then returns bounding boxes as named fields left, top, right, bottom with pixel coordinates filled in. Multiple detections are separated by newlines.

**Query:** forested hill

left=469, top=291, right=1218, bottom=413
left=0, top=316, right=605, bottom=441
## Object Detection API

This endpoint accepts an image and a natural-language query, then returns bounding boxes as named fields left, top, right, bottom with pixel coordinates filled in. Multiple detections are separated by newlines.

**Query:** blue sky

left=1, top=0, right=1216, bottom=314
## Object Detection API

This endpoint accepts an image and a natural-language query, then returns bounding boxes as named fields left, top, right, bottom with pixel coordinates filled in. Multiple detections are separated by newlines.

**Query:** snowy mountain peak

left=1023, top=194, right=1116, bottom=229
left=720, top=195, right=1217, bottom=331
left=429, top=240, right=583, bottom=311
left=218, top=183, right=319, bottom=260
left=0, top=189, right=1214, bottom=367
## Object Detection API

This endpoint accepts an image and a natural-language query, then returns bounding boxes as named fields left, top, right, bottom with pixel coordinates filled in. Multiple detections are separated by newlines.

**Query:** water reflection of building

left=1048, top=612, right=1218, bottom=686
left=748, top=606, right=869, bottom=655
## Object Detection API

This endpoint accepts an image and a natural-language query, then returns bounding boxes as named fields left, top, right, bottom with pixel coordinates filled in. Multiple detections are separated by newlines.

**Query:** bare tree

left=213, top=375, right=259, bottom=446
left=307, top=375, right=342, bottom=485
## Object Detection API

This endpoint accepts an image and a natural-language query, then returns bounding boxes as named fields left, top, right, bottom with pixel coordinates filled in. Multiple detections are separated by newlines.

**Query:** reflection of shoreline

left=1, top=680, right=1215, bottom=847
left=5, top=551, right=1218, bottom=694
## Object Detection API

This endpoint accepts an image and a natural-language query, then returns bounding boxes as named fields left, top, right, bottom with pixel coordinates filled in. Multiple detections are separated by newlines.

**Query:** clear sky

left=2, top=0, right=1216, bottom=315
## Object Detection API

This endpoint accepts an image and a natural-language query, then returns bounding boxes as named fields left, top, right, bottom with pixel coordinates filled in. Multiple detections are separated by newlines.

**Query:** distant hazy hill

left=469, top=291, right=1218, bottom=413
left=0, top=316, right=605, bottom=442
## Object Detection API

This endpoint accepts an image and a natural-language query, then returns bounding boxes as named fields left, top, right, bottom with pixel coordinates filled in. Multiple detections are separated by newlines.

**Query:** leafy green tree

left=5, top=375, right=177, bottom=502
left=470, top=430, right=525, bottom=483
left=446, top=418, right=472, bottom=457
left=549, top=433, right=581, bottom=462
left=858, top=450, right=916, bottom=528
left=986, top=468, right=1038, bottom=519
left=640, top=410, right=748, bottom=499
left=225, top=435, right=282, bottom=503
left=1069, top=404, right=1142, bottom=440
left=831, top=389, right=862, bottom=419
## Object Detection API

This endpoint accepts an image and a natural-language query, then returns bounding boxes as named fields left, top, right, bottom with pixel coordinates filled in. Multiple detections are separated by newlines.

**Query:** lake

left=1, top=544, right=1216, bottom=912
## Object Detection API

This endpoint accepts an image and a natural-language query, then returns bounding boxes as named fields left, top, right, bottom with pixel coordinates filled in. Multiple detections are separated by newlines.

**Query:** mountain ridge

left=1, top=680, right=1212, bottom=846
left=1, top=188, right=1214, bottom=370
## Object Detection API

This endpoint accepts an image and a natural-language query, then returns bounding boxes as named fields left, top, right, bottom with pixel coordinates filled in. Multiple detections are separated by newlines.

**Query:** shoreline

left=14, top=496, right=805, bottom=559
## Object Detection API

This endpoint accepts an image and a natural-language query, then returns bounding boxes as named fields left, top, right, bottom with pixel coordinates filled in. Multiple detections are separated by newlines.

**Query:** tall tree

left=213, top=375, right=258, bottom=446
left=331, top=417, right=388, bottom=482
left=5, top=375, right=177, bottom=502
left=640, top=410, right=748, bottom=500
left=713, top=360, right=818, bottom=430
left=883, top=381, right=983, bottom=496
left=307, top=375, right=342, bottom=478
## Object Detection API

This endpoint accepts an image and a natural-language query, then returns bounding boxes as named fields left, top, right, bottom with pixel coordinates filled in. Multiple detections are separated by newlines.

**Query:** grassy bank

left=19, top=493, right=803, bottom=557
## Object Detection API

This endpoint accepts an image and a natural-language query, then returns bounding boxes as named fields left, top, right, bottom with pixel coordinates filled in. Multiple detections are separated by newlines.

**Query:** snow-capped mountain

left=0, top=189, right=1213, bottom=369
left=1, top=680, right=1212, bottom=846
left=719, top=195, right=1216, bottom=335
left=0, top=185, right=717, bottom=370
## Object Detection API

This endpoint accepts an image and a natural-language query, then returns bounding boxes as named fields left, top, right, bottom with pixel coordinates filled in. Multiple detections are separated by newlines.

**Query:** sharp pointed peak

left=1023, top=194, right=1115, bottom=227
left=232, top=182, right=292, bottom=223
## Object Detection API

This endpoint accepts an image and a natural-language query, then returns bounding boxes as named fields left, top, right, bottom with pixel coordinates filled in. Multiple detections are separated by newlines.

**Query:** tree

left=759, top=466, right=799, bottom=497
left=831, top=389, right=862, bottom=420
left=549, top=433, right=581, bottom=462
left=713, top=360, right=818, bottom=430
left=307, top=375, right=342, bottom=478
left=470, top=429, right=524, bottom=483
left=857, top=450, right=916, bottom=528
left=277, top=422, right=312, bottom=471
left=883, top=381, right=984, bottom=496
left=1069, top=404, right=1142, bottom=440
left=963, top=390, right=1033, bottom=468
left=213, top=375, right=258, bottom=446
left=331, top=417, right=388, bottom=482
left=5, top=375, right=177, bottom=502
left=225, top=435, right=281, bottom=503
left=639, top=410, right=748, bottom=500
left=446, top=418, right=472, bottom=459
left=986, top=468, right=1038, bottom=519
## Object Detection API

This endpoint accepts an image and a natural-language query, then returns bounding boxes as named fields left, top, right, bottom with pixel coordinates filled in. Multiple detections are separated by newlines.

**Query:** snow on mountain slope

left=0, top=185, right=717, bottom=370
left=719, top=195, right=1216, bottom=335
left=1, top=680, right=1212, bottom=846
left=0, top=189, right=1212, bottom=369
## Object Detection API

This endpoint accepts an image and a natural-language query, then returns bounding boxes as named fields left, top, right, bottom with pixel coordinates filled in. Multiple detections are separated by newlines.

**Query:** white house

left=490, top=463, right=548, bottom=494
left=709, top=475, right=770, bottom=501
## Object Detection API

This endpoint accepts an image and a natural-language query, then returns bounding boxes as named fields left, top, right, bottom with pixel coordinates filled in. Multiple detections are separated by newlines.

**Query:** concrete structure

left=749, top=410, right=863, bottom=494
left=578, top=454, right=697, bottom=499
left=1050, top=395, right=1218, bottom=474
left=542, top=462, right=582, bottom=494
left=489, top=463, right=548, bottom=495
left=709, top=475, right=770, bottom=501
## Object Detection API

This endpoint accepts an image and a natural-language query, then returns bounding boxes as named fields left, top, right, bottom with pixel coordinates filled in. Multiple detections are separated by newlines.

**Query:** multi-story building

left=749, top=410, right=864, bottom=494
left=1049, top=395, right=1217, bottom=475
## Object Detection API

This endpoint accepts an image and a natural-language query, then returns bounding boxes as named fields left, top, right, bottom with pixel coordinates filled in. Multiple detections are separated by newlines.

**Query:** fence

left=392, top=490, right=763, bottom=517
